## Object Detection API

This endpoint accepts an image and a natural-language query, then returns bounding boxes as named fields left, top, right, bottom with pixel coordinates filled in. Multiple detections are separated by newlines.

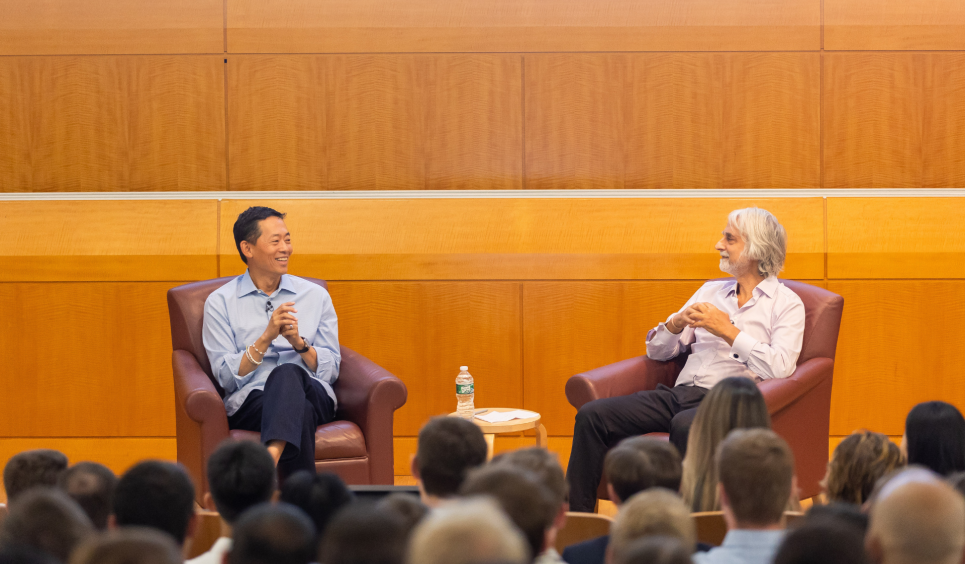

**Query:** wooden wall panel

left=0, top=201, right=218, bottom=282
left=327, top=282, right=522, bottom=436
left=227, top=0, right=819, bottom=53
left=0, top=0, right=223, bottom=55
left=0, top=57, right=226, bottom=192
left=825, top=0, right=965, bottom=50
left=827, top=198, right=965, bottom=279
left=219, top=198, right=825, bottom=280
left=525, top=54, right=820, bottom=190
left=824, top=54, right=965, bottom=189
left=828, top=281, right=965, bottom=436
left=0, top=283, right=178, bottom=437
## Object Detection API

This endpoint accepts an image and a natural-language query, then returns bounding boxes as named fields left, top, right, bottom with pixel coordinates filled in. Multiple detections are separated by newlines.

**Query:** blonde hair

left=728, top=207, right=787, bottom=278
left=610, top=489, right=696, bottom=561
left=406, top=498, right=529, bottom=564
left=680, top=377, right=771, bottom=512
left=824, top=430, right=905, bottom=505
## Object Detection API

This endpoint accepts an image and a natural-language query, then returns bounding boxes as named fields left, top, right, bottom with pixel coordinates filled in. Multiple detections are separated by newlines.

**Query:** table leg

left=484, top=433, right=496, bottom=461
left=537, top=424, right=548, bottom=448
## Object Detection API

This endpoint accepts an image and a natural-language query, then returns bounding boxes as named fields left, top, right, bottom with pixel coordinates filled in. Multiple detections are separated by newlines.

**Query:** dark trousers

left=228, top=363, right=336, bottom=480
left=566, top=384, right=709, bottom=512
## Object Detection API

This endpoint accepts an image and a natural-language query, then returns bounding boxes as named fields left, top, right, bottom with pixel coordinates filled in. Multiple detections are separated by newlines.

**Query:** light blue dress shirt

left=693, top=530, right=785, bottom=564
left=202, top=272, right=340, bottom=417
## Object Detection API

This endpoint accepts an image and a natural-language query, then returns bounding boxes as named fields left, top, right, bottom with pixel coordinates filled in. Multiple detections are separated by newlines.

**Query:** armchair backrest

left=166, top=275, right=329, bottom=397
left=779, top=279, right=843, bottom=363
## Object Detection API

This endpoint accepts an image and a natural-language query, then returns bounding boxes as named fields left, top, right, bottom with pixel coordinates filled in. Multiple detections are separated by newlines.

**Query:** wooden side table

left=450, top=407, right=548, bottom=460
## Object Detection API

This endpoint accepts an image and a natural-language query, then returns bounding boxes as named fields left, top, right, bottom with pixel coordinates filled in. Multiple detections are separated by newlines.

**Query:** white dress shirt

left=646, top=276, right=805, bottom=389
left=187, top=537, right=232, bottom=564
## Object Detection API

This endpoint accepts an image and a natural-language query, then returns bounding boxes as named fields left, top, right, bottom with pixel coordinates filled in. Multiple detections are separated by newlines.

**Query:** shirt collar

left=724, top=275, right=779, bottom=298
left=236, top=271, right=297, bottom=298
left=721, top=529, right=785, bottom=548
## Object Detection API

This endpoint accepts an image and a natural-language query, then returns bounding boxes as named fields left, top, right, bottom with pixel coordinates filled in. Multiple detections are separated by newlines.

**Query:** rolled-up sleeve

left=647, top=291, right=702, bottom=361
left=729, top=295, right=805, bottom=380
left=310, top=291, right=341, bottom=386
left=202, top=296, right=245, bottom=393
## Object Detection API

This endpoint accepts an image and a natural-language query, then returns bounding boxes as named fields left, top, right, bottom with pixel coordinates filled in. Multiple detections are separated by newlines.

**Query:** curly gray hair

left=727, top=207, right=787, bottom=278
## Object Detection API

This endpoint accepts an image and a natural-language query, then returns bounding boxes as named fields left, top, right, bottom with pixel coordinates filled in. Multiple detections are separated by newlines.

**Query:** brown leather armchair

left=168, top=277, right=407, bottom=503
left=565, top=279, right=843, bottom=500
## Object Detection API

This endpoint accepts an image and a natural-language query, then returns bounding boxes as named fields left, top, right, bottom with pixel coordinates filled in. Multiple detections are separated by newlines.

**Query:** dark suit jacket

left=561, top=535, right=608, bottom=564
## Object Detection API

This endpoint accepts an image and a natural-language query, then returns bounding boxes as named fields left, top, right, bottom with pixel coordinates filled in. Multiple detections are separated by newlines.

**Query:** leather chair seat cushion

left=229, top=420, right=367, bottom=460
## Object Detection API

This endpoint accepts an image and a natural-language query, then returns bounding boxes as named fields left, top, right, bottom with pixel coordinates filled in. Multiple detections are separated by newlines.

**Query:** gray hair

left=727, top=208, right=787, bottom=278
left=406, top=498, right=529, bottom=564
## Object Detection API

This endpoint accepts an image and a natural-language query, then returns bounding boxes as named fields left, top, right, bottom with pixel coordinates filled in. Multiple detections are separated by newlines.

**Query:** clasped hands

left=669, top=302, right=740, bottom=344
left=265, top=302, right=307, bottom=350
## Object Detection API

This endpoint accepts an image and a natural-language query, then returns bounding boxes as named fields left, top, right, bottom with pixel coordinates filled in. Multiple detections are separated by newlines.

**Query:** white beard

left=719, top=254, right=751, bottom=276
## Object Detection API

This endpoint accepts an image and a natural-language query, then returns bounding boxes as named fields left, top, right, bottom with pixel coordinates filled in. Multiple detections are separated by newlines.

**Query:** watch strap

left=294, top=338, right=310, bottom=354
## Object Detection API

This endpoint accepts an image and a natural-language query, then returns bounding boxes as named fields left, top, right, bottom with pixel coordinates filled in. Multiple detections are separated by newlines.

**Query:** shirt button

left=733, top=354, right=739, bottom=359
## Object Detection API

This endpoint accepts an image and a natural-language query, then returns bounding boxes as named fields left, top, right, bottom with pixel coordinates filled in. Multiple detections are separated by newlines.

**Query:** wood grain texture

left=525, top=54, right=820, bottom=190
left=823, top=54, right=965, bottom=189
left=825, top=0, right=965, bottom=50
left=0, top=57, right=226, bottom=192
left=219, top=198, right=825, bottom=280
left=228, top=55, right=521, bottom=191
left=827, top=198, right=965, bottom=279
left=393, top=436, right=573, bottom=477
left=0, top=0, right=223, bottom=55
left=828, top=281, right=965, bottom=436
left=327, top=282, right=522, bottom=436
left=227, top=0, right=820, bottom=53
left=0, top=283, right=178, bottom=437
left=0, top=201, right=218, bottom=282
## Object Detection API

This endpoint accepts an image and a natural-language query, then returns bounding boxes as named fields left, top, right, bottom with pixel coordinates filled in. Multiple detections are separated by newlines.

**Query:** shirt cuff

left=729, top=331, right=757, bottom=364
left=649, top=320, right=679, bottom=345
left=225, top=351, right=245, bottom=379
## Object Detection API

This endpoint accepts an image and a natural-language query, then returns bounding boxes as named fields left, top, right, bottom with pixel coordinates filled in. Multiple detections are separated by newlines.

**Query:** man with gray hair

left=568, top=207, right=805, bottom=511
left=406, top=498, right=529, bottom=564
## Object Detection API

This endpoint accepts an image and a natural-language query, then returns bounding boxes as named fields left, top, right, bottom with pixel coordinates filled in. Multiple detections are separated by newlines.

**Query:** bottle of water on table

left=456, top=366, right=474, bottom=420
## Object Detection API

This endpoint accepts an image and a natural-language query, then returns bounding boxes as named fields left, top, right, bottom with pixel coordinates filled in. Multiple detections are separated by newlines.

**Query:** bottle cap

left=460, top=366, right=469, bottom=371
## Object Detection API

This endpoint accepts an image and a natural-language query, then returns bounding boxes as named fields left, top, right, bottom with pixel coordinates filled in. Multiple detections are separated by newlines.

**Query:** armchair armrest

left=758, top=357, right=834, bottom=415
left=566, top=355, right=685, bottom=410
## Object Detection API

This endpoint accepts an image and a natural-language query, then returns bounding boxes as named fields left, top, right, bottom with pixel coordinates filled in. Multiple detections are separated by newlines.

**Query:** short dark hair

left=207, top=441, right=276, bottom=524
left=618, top=436, right=683, bottom=491
left=318, top=502, right=406, bottom=564
left=70, top=528, right=183, bottom=564
left=415, top=417, right=488, bottom=497
left=802, top=502, right=869, bottom=535
left=906, top=401, right=965, bottom=476
left=58, top=461, right=117, bottom=530
left=279, top=471, right=354, bottom=543
left=774, top=523, right=870, bottom=564
left=605, top=446, right=655, bottom=503
left=494, top=447, right=568, bottom=506
left=717, top=429, right=794, bottom=527
left=0, top=488, right=94, bottom=562
left=113, top=461, right=196, bottom=545
left=3, top=449, right=68, bottom=502
left=229, top=503, right=316, bottom=564
left=376, top=493, right=428, bottom=540
left=613, top=536, right=693, bottom=564
left=233, top=206, right=286, bottom=264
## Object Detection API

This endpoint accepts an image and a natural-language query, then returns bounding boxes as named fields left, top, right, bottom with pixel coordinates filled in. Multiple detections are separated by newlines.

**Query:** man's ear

left=240, top=240, right=254, bottom=261
left=606, top=483, right=621, bottom=506
left=718, top=482, right=730, bottom=509
left=186, top=512, right=199, bottom=540
left=866, top=533, right=884, bottom=564
left=203, top=492, right=217, bottom=512
left=107, top=514, right=118, bottom=530
left=410, top=454, right=421, bottom=481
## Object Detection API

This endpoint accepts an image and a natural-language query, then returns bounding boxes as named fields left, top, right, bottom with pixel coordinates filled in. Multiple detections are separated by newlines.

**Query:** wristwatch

left=294, top=338, right=310, bottom=354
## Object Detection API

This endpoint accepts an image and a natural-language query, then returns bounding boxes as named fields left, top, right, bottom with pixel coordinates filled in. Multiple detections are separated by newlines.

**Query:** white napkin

left=475, top=410, right=537, bottom=423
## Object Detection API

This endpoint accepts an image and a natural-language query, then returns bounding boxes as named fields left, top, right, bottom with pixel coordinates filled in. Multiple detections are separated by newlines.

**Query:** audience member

left=618, top=436, right=683, bottom=491
left=0, top=488, right=94, bottom=563
left=823, top=431, right=904, bottom=505
left=903, top=401, right=965, bottom=476
left=279, top=470, right=354, bottom=545
left=460, top=465, right=559, bottom=563
left=70, top=528, right=183, bottom=564
left=693, top=429, right=795, bottom=564
left=58, top=462, right=117, bottom=531
left=681, top=378, right=771, bottom=512
left=377, top=493, right=429, bottom=540
left=613, top=536, right=693, bottom=564
left=2, top=449, right=68, bottom=503
left=189, top=441, right=276, bottom=564
left=318, top=502, right=406, bottom=564
left=228, top=503, right=316, bottom=564
left=946, top=470, right=965, bottom=499
left=773, top=523, right=869, bottom=564
left=0, top=545, right=58, bottom=564
left=411, top=417, right=488, bottom=507
left=112, top=461, right=196, bottom=552
left=800, top=502, right=868, bottom=535
left=406, top=498, right=529, bottom=564
left=608, top=489, right=696, bottom=563
left=866, top=468, right=965, bottom=564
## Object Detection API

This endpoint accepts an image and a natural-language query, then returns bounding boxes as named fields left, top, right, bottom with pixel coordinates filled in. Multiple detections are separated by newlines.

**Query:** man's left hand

left=280, top=319, right=304, bottom=349
left=690, top=303, right=740, bottom=345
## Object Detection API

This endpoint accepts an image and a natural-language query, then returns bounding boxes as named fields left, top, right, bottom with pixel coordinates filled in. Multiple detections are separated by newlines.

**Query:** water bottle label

left=456, top=383, right=474, bottom=395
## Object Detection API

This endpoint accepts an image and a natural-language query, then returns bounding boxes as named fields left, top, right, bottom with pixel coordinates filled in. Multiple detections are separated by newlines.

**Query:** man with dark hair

left=319, top=502, right=407, bottom=564
left=619, top=436, right=683, bottom=491
left=204, top=206, right=341, bottom=478
left=411, top=417, right=488, bottom=507
left=228, top=503, right=316, bottom=564
left=188, top=441, right=277, bottom=564
left=0, top=488, right=94, bottom=563
left=2, top=449, right=68, bottom=502
left=112, top=461, right=197, bottom=554
left=58, top=461, right=117, bottom=531
left=279, top=470, right=354, bottom=544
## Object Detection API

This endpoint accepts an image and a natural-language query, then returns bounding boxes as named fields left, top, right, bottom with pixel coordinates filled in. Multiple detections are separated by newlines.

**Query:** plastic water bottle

left=456, top=366, right=475, bottom=420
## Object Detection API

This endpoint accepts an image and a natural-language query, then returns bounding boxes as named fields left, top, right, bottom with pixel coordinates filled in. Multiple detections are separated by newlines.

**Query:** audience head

left=681, top=377, right=771, bottom=511
left=612, top=536, right=693, bottom=564
left=717, top=428, right=795, bottom=529
left=0, top=488, right=94, bottom=563
left=460, top=465, right=558, bottom=562
left=774, top=522, right=869, bottom=564
left=112, top=460, right=196, bottom=546
left=494, top=448, right=568, bottom=509
left=866, top=468, right=965, bottom=564
left=413, top=417, right=488, bottom=501
left=0, top=546, right=59, bottom=564
left=802, top=502, right=869, bottom=535
left=376, top=493, right=429, bottom=540
left=824, top=430, right=904, bottom=505
left=57, top=462, right=117, bottom=531
left=229, top=503, right=316, bottom=564
left=69, top=528, right=183, bottom=564
left=904, top=401, right=965, bottom=476
left=605, top=446, right=653, bottom=505
left=3, top=449, right=69, bottom=502
left=609, top=489, right=696, bottom=563
left=206, top=440, right=276, bottom=525
left=319, top=502, right=406, bottom=564
left=232, top=206, right=287, bottom=265
left=279, top=471, right=353, bottom=543
left=406, top=498, right=529, bottom=564
left=617, top=436, right=683, bottom=492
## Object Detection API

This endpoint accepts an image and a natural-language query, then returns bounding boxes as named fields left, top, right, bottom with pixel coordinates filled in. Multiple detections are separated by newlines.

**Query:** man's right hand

left=668, top=304, right=703, bottom=334
left=263, top=302, right=298, bottom=341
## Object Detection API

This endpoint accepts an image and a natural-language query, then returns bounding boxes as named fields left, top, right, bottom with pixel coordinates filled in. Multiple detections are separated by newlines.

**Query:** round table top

left=449, top=407, right=542, bottom=433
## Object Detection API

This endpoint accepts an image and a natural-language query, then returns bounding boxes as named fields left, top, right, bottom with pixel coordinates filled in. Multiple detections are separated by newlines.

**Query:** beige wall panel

left=0, top=57, right=226, bottom=192
left=825, top=0, right=965, bottom=50
left=0, top=283, right=178, bottom=437
left=228, top=0, right=819, bottom=53
left=219, top=199, right=824, bottom=280
left=824, top=54, right=965, bottom=189
left=827, top=198, right=965, bottom=279
left=0, top=201, right=218, bottom=282
left=0, top=0, right=223, bottom=55
left=828, top=281, right=965, bottom=436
